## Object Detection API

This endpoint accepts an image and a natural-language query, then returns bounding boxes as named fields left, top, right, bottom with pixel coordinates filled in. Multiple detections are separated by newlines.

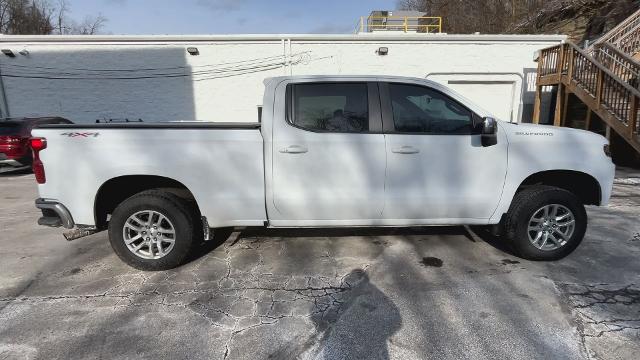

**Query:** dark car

left=0, top=117, right=73, bottom=173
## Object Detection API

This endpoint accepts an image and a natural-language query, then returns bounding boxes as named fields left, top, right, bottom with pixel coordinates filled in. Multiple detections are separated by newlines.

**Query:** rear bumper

left=35, top=198, right=75, bottom=229
left=0, top=158, right=31, bottom=167
left=0, top=153, right=31, bottom=172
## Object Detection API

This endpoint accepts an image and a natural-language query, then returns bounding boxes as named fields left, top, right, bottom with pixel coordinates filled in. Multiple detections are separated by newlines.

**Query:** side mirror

left=481, top=117, right=498, bottom=147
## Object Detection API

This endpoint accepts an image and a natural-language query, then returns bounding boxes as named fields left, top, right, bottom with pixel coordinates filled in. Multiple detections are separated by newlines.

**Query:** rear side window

left=288, top=83, right=369, bottom=132
left=389, top=84, right=473, bottom=134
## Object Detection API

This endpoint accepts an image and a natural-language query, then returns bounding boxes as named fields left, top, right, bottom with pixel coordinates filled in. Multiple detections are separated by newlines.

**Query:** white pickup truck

left=31, top=76, right=615, bottom=270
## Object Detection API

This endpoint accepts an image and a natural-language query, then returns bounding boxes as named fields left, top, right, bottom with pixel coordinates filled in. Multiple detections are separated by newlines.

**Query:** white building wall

left=0, top=34, right=564, bottom=124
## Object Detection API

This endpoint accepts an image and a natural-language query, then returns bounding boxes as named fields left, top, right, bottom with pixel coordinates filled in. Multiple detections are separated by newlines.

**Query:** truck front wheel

left=108, top=190, right=197, bottom=270
left=503, top=185, right=587, bottom=260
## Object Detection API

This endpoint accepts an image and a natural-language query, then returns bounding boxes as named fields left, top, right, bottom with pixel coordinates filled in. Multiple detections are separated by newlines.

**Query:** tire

left=108, top=190, right=198, bottom=270
left=503, top=185, right=587, bottom=261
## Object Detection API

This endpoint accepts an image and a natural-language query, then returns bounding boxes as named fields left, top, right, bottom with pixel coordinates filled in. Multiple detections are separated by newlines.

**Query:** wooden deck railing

left=611, top=26, right=640, bottom=56
left=538, top=46, right=561, bottom=76
left=592, top=44, right=640, bottom=89
left=537, top=43, right=640, bottom=150
left=592, top=8, right=640, bottom=55
left=537, top=9, right=640, bottom=154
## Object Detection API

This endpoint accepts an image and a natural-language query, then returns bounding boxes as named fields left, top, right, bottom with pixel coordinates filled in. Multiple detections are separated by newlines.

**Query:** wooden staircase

left=533, top=12, right=640, bottom=156
left=590, top=8, right=640, bottom=57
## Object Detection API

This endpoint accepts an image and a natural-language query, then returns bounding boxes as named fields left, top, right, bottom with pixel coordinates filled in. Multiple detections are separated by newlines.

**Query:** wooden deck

left=533, top=43, right=640, bottom=154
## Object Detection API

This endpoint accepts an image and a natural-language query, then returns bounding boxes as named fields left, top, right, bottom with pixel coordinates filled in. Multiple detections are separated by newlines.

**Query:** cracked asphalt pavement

left=1, top=170, right=639, bottom=360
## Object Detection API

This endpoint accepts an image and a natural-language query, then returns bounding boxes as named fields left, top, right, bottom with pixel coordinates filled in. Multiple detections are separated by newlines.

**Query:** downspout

left=281, top=38, right=286, bottom=75
left=288, top=38, right=292, bottom=75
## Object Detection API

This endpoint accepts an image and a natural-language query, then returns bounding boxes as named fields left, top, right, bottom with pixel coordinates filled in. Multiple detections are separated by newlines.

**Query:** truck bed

left=35, top=122, right=261, bottom=129
left=31, top=123, right=266, bottom=228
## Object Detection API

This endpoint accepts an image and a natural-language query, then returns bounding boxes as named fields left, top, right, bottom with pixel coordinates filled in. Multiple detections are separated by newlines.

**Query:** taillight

left=0, top=136, right=29, bottom=159
left=30, top=137, right=47, bottom=184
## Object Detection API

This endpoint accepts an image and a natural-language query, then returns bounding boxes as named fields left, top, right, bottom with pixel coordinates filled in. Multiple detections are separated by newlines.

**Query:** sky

left=68, top=0, right=400, bottom=35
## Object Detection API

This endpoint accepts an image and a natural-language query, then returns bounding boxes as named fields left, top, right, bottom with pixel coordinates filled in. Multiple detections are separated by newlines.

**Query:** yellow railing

left=357, top=16, right=442, bottom=34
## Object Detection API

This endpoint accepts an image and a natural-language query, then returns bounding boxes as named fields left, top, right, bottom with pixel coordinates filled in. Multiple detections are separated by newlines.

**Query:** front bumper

left=35, top=198, right=75, bottom=229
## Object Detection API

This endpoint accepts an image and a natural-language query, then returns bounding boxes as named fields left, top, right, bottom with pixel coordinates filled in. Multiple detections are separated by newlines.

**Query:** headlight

left=603, top=144, right=611, bottom=157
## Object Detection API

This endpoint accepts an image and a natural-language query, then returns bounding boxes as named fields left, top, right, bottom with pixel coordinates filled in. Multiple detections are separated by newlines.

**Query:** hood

left=499, top=121, right=608, bottom=146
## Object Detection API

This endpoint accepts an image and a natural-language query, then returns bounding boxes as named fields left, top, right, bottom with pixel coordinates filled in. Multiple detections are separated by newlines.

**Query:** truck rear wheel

left=108, top=190, right=197, bottom=270
left=503, top=185, right=587, bottom=261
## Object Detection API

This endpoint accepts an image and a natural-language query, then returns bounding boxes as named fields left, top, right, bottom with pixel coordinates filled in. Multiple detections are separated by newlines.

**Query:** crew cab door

left=380, top=82, right=508, bottom=222
left=269, top=81, right=386, bottom=226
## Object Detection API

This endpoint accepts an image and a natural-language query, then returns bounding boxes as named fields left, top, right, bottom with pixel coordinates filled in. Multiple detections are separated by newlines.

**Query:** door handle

left=391, top=146, right=419, bottom=154
left=279, top=145, right=308, bottom=154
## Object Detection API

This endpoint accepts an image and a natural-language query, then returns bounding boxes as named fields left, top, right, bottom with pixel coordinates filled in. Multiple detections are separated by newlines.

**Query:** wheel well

left=94, top=175, right=199, bottom=229
left=516, top=170, right=601, bottom=206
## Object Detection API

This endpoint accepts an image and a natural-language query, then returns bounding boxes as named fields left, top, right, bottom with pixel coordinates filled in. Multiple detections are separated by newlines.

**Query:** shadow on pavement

left=187, top=225, right=514, bottom=266
left=310, top=269, right=401, bottom=360
left=467, top=225, right=515, bottom=256
left=237, top=225, right=470, bottom=238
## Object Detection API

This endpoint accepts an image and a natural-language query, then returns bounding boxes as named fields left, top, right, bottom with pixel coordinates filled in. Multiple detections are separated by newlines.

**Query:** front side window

left=389, top=84, right=473, bottom=134
left=289, top=83, right=369, bottom=132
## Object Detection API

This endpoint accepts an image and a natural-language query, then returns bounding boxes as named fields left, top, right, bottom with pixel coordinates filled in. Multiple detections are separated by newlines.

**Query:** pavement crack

left=557, top=282, right=640, bottom=359
left=567, top=283, right=639, bottom=309
left=0, top=283, right=353, bottom=305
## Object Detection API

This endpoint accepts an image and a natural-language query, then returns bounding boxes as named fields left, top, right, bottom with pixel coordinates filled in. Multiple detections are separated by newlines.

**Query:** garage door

left=446, top=80, right=516, bottom=122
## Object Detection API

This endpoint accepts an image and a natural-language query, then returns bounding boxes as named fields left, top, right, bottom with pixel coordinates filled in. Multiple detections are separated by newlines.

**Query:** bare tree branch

left=0, top=0, right=107, bottom=35
left=71, top=13, right=106, bottom=35
left=55, top=0, right=69, bottom=34
left=396, top=0, right=547, bottom=34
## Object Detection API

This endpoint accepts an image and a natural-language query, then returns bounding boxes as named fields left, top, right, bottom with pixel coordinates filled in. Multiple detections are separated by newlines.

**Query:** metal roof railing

left=356, top=16, right=442, bottom=34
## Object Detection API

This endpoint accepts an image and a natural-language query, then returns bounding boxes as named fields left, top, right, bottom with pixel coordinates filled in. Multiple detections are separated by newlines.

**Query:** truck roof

left=263, top=75, right=495, bottom=120
left=263, top=75, right=441, bottom=87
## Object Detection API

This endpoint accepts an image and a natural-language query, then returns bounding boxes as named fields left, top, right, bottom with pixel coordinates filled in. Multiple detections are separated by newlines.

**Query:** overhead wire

left=1, top=61, right=289, bottom=79
left=0, top=52, right=321, bottom=80
left=0, top=53, right=297, bottom=72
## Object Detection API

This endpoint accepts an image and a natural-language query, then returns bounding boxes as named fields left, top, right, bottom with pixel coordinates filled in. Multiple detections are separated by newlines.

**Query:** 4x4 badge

left=61, top=132, right=100, bottom=138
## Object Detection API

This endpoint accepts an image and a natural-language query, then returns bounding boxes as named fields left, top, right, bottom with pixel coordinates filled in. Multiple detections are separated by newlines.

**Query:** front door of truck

left=380, top=82, right=508, bottom=221
left=270, top=81, right=386, bottom=226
